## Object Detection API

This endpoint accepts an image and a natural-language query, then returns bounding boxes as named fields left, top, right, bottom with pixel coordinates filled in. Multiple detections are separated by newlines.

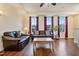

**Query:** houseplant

left=53, top=26, right=58, bottom=39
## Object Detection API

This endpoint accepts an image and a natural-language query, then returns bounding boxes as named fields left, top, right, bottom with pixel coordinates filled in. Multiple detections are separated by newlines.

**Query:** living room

left=0, top=3, right=79, bottom=56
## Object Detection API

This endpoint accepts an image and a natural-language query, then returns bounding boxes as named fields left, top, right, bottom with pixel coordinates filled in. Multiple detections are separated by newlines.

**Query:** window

left=31, top=16, right=36, bottom=34
left=59, top=16, right=65, bottom=32
left=46, top=16, right=52, bottom=31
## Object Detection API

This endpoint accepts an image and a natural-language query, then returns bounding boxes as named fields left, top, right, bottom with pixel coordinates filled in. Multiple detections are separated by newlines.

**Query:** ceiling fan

left=40, top=3, right=56, bottom=7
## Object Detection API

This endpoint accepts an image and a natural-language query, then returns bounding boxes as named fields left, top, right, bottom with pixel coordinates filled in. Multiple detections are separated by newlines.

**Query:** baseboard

left=53, top=38, right=74, bottom=39
left=0, top=48, right=4, bottom=52
left=67, top=38, right=74, bottom=39
left=0, top=49, right=4, bottom=56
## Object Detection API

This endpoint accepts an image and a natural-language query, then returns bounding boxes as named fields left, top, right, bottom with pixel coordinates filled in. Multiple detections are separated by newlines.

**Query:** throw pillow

left=16, top=31, right=21, bottom=38
left=46, top=31, right=50, bottom=35
left=35, top=31, right=39, bottom=35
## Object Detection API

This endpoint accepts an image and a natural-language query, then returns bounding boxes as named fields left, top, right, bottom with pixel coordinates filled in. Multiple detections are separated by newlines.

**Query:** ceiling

left=1, top=3, right=79, bottom=16
left=19, top=3, right=79, bottom=16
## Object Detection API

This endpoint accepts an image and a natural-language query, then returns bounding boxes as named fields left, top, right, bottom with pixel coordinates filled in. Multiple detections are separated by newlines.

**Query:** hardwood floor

left=54, top=39, right=79, bottom=56
left=0, top=38, right=79, bottom=56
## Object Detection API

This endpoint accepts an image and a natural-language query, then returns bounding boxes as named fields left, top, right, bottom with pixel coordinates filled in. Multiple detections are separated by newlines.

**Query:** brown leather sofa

left=2, top=31, right=30, bottom=51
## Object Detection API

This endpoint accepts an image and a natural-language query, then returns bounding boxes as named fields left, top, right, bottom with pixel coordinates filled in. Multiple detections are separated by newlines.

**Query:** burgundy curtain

left=36, top=16, right=39, bottom=31
left=52, top=16, right=54, bottom=30
left=44, top=16, right=46, bottom=31
left=29, top=16, right=31, bottom=34
left=58, top=16, right=60, bottom=38
left=65, top=16, right=68, bottom=38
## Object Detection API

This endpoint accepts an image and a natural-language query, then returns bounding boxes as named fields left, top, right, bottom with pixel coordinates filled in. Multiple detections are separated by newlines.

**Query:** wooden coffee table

left=33, top=37, right=55, bottom=55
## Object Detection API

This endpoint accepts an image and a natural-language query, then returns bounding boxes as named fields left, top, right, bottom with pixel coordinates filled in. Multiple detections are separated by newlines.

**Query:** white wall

left=0, top=4, right=22, bottom=51
left=68, top=16, right=74, bottom=38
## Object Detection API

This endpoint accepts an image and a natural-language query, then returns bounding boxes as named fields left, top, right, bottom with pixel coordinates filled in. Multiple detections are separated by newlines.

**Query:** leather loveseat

left=2, top=31, right=30, bottom=51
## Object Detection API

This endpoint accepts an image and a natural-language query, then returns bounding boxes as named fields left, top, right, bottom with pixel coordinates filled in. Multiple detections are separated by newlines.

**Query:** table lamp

left=24, top=27, right=28, bottom=34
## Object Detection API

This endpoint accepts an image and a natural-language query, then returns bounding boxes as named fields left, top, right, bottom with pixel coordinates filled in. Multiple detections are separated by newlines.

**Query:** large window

left=31, top=16, right=36, bottom=34
left=46, top=16, right=52, bottom=31
left=59, top=16, right=65, bottom=32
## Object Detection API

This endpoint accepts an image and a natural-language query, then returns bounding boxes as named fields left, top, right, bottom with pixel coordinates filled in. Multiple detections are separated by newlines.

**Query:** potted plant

left=53, top=26, right=58, bottom=39
left=50, top=26, right=54, bottom=39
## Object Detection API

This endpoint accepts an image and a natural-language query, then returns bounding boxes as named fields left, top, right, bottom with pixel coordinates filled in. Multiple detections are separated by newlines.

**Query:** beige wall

left=73, top=14, right=79, bottom=40
left=39, top=16, right=44, bottom=30
left=22, top=15, right=30, bottom=34
left=73, top=14, right=79, bottom=28
left=53, top=16, right=58, bottom=27
left=68, top=16, right=74, bottom=38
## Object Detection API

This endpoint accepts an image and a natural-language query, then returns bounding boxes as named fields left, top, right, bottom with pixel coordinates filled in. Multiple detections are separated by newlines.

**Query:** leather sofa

left=31, top=30, right=54, bottom=40
left=2, top=31, right=30, bottom=51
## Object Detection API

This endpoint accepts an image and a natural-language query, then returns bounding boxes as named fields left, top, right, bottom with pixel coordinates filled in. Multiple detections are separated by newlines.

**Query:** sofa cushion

left=46, top=31, right=51, bottom=35
left=35, top=31, right=39, bottom=35
left=39, top=31, right=45, bottom=35
left=3, top=32, right=15, bottom=38
left=20, top=36, right=29, bottom=43
left=10, top=32, right=15, bottom=37
left=14, top=31, right=21, bottom=38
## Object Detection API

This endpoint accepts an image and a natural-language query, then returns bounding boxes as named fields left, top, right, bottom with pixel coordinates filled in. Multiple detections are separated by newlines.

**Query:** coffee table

left=33, top=37, right=54, bottom=55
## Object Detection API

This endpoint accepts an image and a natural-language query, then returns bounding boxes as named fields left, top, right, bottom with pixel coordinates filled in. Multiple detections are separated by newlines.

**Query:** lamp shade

left=24, top=27, right=28, bottom=34
left=0, top=10, right=3, bottom=16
